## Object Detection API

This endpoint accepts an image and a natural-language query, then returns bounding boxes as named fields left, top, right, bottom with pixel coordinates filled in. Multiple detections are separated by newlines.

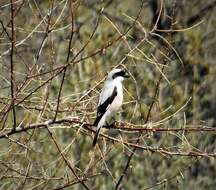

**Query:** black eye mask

left=112, top=70, right=129, bottom=79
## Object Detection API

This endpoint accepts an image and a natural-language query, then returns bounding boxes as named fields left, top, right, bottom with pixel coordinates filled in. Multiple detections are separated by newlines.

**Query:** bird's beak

left=124, top=71, right=130, bottom=78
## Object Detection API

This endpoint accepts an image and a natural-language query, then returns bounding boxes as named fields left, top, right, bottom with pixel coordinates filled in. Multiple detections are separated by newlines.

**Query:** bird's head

left=107, top=68, right=130, bottom=82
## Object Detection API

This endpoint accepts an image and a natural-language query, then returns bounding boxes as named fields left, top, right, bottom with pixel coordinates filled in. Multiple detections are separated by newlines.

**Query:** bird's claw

left=104, top=121, right=116, bottom=129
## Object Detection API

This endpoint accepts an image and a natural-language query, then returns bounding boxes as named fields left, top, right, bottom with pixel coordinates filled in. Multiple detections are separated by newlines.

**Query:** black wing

left=93, top=86, right=117, bottom=126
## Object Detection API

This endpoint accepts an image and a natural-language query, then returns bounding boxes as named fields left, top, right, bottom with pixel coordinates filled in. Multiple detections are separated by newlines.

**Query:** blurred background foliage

left=0, top=0, right=216, bottom=189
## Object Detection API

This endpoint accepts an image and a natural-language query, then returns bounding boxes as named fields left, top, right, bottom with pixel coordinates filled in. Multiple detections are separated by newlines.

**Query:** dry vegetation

left=0, top=0, right=216, bottom=189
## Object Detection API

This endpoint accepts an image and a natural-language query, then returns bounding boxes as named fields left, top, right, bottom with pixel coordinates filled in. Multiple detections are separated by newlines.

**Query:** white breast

left=109, top=82, right=123, bottom=112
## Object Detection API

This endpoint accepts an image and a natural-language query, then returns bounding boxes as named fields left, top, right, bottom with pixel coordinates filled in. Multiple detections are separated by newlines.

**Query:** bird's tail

left=92, top=127, right=101, bottom=147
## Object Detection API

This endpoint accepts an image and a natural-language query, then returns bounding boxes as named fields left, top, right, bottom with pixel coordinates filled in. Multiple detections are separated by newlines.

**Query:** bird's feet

left=103, top=121, right=116, bottom=129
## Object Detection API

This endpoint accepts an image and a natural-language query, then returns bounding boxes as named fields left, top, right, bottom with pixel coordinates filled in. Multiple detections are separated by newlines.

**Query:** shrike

left=93, top=68, right=129, bottom=146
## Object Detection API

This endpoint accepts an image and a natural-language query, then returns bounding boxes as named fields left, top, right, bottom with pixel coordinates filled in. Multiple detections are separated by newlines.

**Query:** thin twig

left=1, top=118, right=216, bottom=158
left=10, top=0, right=17, bottom=131
left=1, top=2, right=142, bottom=121
left=54, top=0, right=74, bottom=121
left=46, top=126, right=91, bottom=190
left=115, top=68, right=164, bottom=189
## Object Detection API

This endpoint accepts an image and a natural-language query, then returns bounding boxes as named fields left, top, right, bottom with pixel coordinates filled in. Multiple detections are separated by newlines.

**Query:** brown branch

left=1, top=118, right=216, bottom=158
left=1, top=118, right=216, bottom=138
left=18, top=162, right=31, bottom=190
left=1, top=175, right=63, bottom=181
left=0, top=1, right=143, bottom=121
left=115, top=67, right=164, bottom=190
left=0, top=0, right=25, bottom=37
left=54, top=2, right=102, bottom=121
left=46, top=126, right=91, bottom=190
left=0, top=66, right=64, bottom=120
left=54, top=4, right=103, bottom=121
left=0, top=162, right=63, bottom=181
left=10, top=0, right=16, bottom=131
left=54, top=1, right=75, bottom=121
left=52, top=173, right=99, bottom=190
left=115, top=2, right=166, bottom=188
left=26, top=0, right=146, bottom=81
left=53, top=66, right=67, bottom=121
left=115, top=125, right=216, bottom=133
left=35, top=0, right=54, bottom=61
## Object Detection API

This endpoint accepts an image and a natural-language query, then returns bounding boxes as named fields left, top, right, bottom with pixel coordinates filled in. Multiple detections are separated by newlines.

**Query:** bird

left=92, top=68, right=130, bottom=146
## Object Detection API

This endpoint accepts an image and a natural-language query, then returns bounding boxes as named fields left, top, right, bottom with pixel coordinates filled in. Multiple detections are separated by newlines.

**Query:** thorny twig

left=0, top=118, right=216, bottom=158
